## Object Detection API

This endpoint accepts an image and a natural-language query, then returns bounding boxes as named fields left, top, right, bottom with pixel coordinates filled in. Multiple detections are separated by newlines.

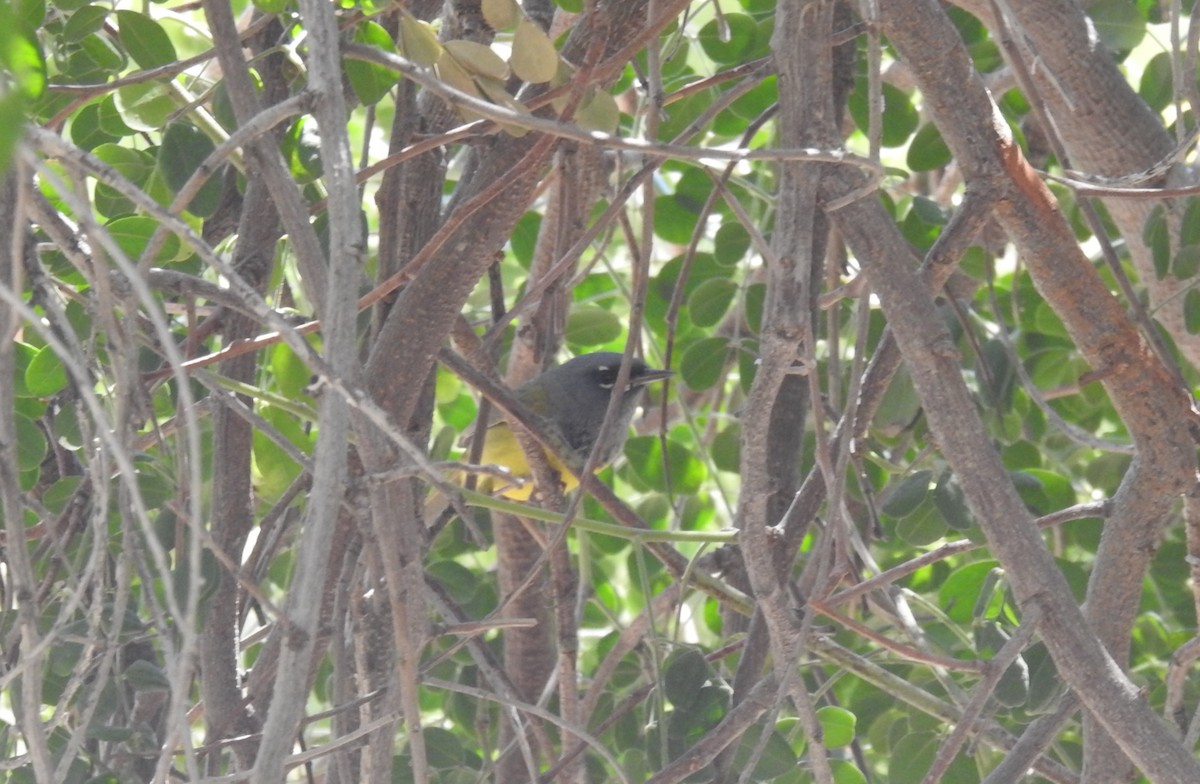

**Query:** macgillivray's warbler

left=446, top=352, right=672, bottom=504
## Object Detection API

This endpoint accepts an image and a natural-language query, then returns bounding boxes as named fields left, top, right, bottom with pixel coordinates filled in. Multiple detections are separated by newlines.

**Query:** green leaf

left=975, top=621, right=1029, bottom=707
left=43, top=476, right=83, bottom=513
left=715, top=74, right=776, bottom=137
left=831, top=760, right=868, bottom=784
left=933, top=473, right=972, bottom=530
left=511, top=18, right=558, bottom=84
left=282, top=117, right=323, bottom=182
left=881, top=469, right=932, bottom=517
left=711, top=424, right=740, bottom=473
left=687, top=278, right=737, bottom=327
left=14, top=0, right=45, bottom=28
left=848, top=81, right=919, bottom=148
left=426, top=560, right=479, bottom=604
left=24, top=346, right=67, bottom=397
left=1089, top=0, right=1145, bottom=54
left=652, top=196, right=699, bottom=244
left=63, top=4, right=108, bottom=43
left=980, top=338, right=1015, bottom=411
left=656, top=84, right=711, bottom=142
left=79, top=32, right=124, bottom=73
left=679, top=336, right=728, bottom=390
left=0, top=15, right=45, bottom=109
left=270, top=342, right=312, bottom=401
left=872, top=365, right=921, bottom=435
left=1025, top=642, right=1068, bottom=714
left=1144, top=204, right=1170, bottom=280
left=662, top=647, right=709, bottom=708
left=252, top=407, right=310, bottom=500
left=1139, top=51, right=1172, bottom=112
left=15, top=413, right=47, bottom=473
left=1182, top=198, right=1200, bottom=247
left=667, top=684, right=727, bottom=738
left=1014, top=468, right=1075, bottom=514
left=105, top=215, right=182, bottom=265
left=888, top=731, right=938, bottom=784
left=115, top=10, right=177, bottom=69
left=896, top=498, right=948, bottom=546
left=12, top=342, right=36, bottom=397
left=114, top=81, right=176, bottom=132
left=421, top=726, right=465, bottom=769
left=907, top=122, right=952, bottom=171
left=729, top=726, right=798, bottom=779
left=817, top=705, right=856, bottom=749
left=93, top=143, right=154, bottom=219
left=208, top=81, right=238, bottom=132
left=737, top=342, right=759, bottom=393
left=564, top=305, right=621, bottom=347
left=996, top=648, right=1031, bottom=707
left=743, top=282, right=765, bottom=334
left=70, top=102, right=117, bottom=150
left=509, top=211, right=541, bottom=267
left=1185, top=288, right=1200, bottom=334
left=158, top=122, right=220, bottom=217
left=623, top=436, right=707, bottom=494
left=911, top=195, right=948, bottom=226
left=1173, top=244, right=1200, bottom=279
left=346, top=22, right=398, bottom=106
left=714, top=220, right=751, bottom=265
left=939, top=561, right=1003, bottom=624
left=1031, top=301, right=1069, bottom=339
left=697, top=14, right=758, bottom=65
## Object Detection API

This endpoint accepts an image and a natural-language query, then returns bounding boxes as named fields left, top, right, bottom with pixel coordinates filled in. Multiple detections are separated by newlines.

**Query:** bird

left=451, top=352, right=672, bottom=503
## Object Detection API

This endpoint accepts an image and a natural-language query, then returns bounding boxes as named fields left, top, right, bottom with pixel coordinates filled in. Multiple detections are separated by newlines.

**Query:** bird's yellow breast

left=476, top=421, right=580, bottom=500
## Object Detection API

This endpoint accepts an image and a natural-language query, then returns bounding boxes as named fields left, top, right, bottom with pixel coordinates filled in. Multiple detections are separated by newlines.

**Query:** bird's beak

left=630, top=367, right=674, bottom=388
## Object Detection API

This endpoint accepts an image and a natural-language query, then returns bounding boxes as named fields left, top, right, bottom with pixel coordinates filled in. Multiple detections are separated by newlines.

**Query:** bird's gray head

left=528, top=352, right=672, bottom=459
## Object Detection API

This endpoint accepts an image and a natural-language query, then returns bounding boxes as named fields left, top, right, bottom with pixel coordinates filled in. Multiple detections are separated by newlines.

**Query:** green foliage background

left=2, top=0, right=1200, bottom=782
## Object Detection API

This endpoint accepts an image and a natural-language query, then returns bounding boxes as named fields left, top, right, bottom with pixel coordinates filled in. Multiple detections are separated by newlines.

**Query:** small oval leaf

left=575, top=88, right=619, bottom=133
left=564, top=306, right=621, bottom=347
left=817, top=705, right=857, bottom=749
left=881, top=469, right=932, bottom=518
left=399, top=13, right=443, bottom=67
left=1184, top=288, right=1200, bottom=334
left=116, top=10, right=177, bottom=69
left=482, top=0, right=518, bottom=29
left=444, top=39, right=509, bottom=81
left=680, top=337, right=729, bottom=390
left=687, top=278, right=737, bottom=327
left=511, top=18, right=558, bottom=84
left=662, top=648, right=709, bottom=709
left=24, top=346, right=67, bottom=397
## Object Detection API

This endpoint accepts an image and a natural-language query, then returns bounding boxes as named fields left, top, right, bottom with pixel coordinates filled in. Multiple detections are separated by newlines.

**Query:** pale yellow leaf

left=444, top=39, right=509, bottom=81
left=475, top=76, right=530, bottom=137
left=398, top=13, right=442, bottom=67
left=481, top=0, right=518, bottom=30
left=511, top=18, right=558, bottom=84
left=435, top=49, right=485, bottom=122
left=576, top=89, right=620, bottom=134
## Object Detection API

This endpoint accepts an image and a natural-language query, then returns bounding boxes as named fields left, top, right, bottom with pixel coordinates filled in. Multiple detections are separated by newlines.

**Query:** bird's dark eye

left=595, top=366, right=617, bottom=389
